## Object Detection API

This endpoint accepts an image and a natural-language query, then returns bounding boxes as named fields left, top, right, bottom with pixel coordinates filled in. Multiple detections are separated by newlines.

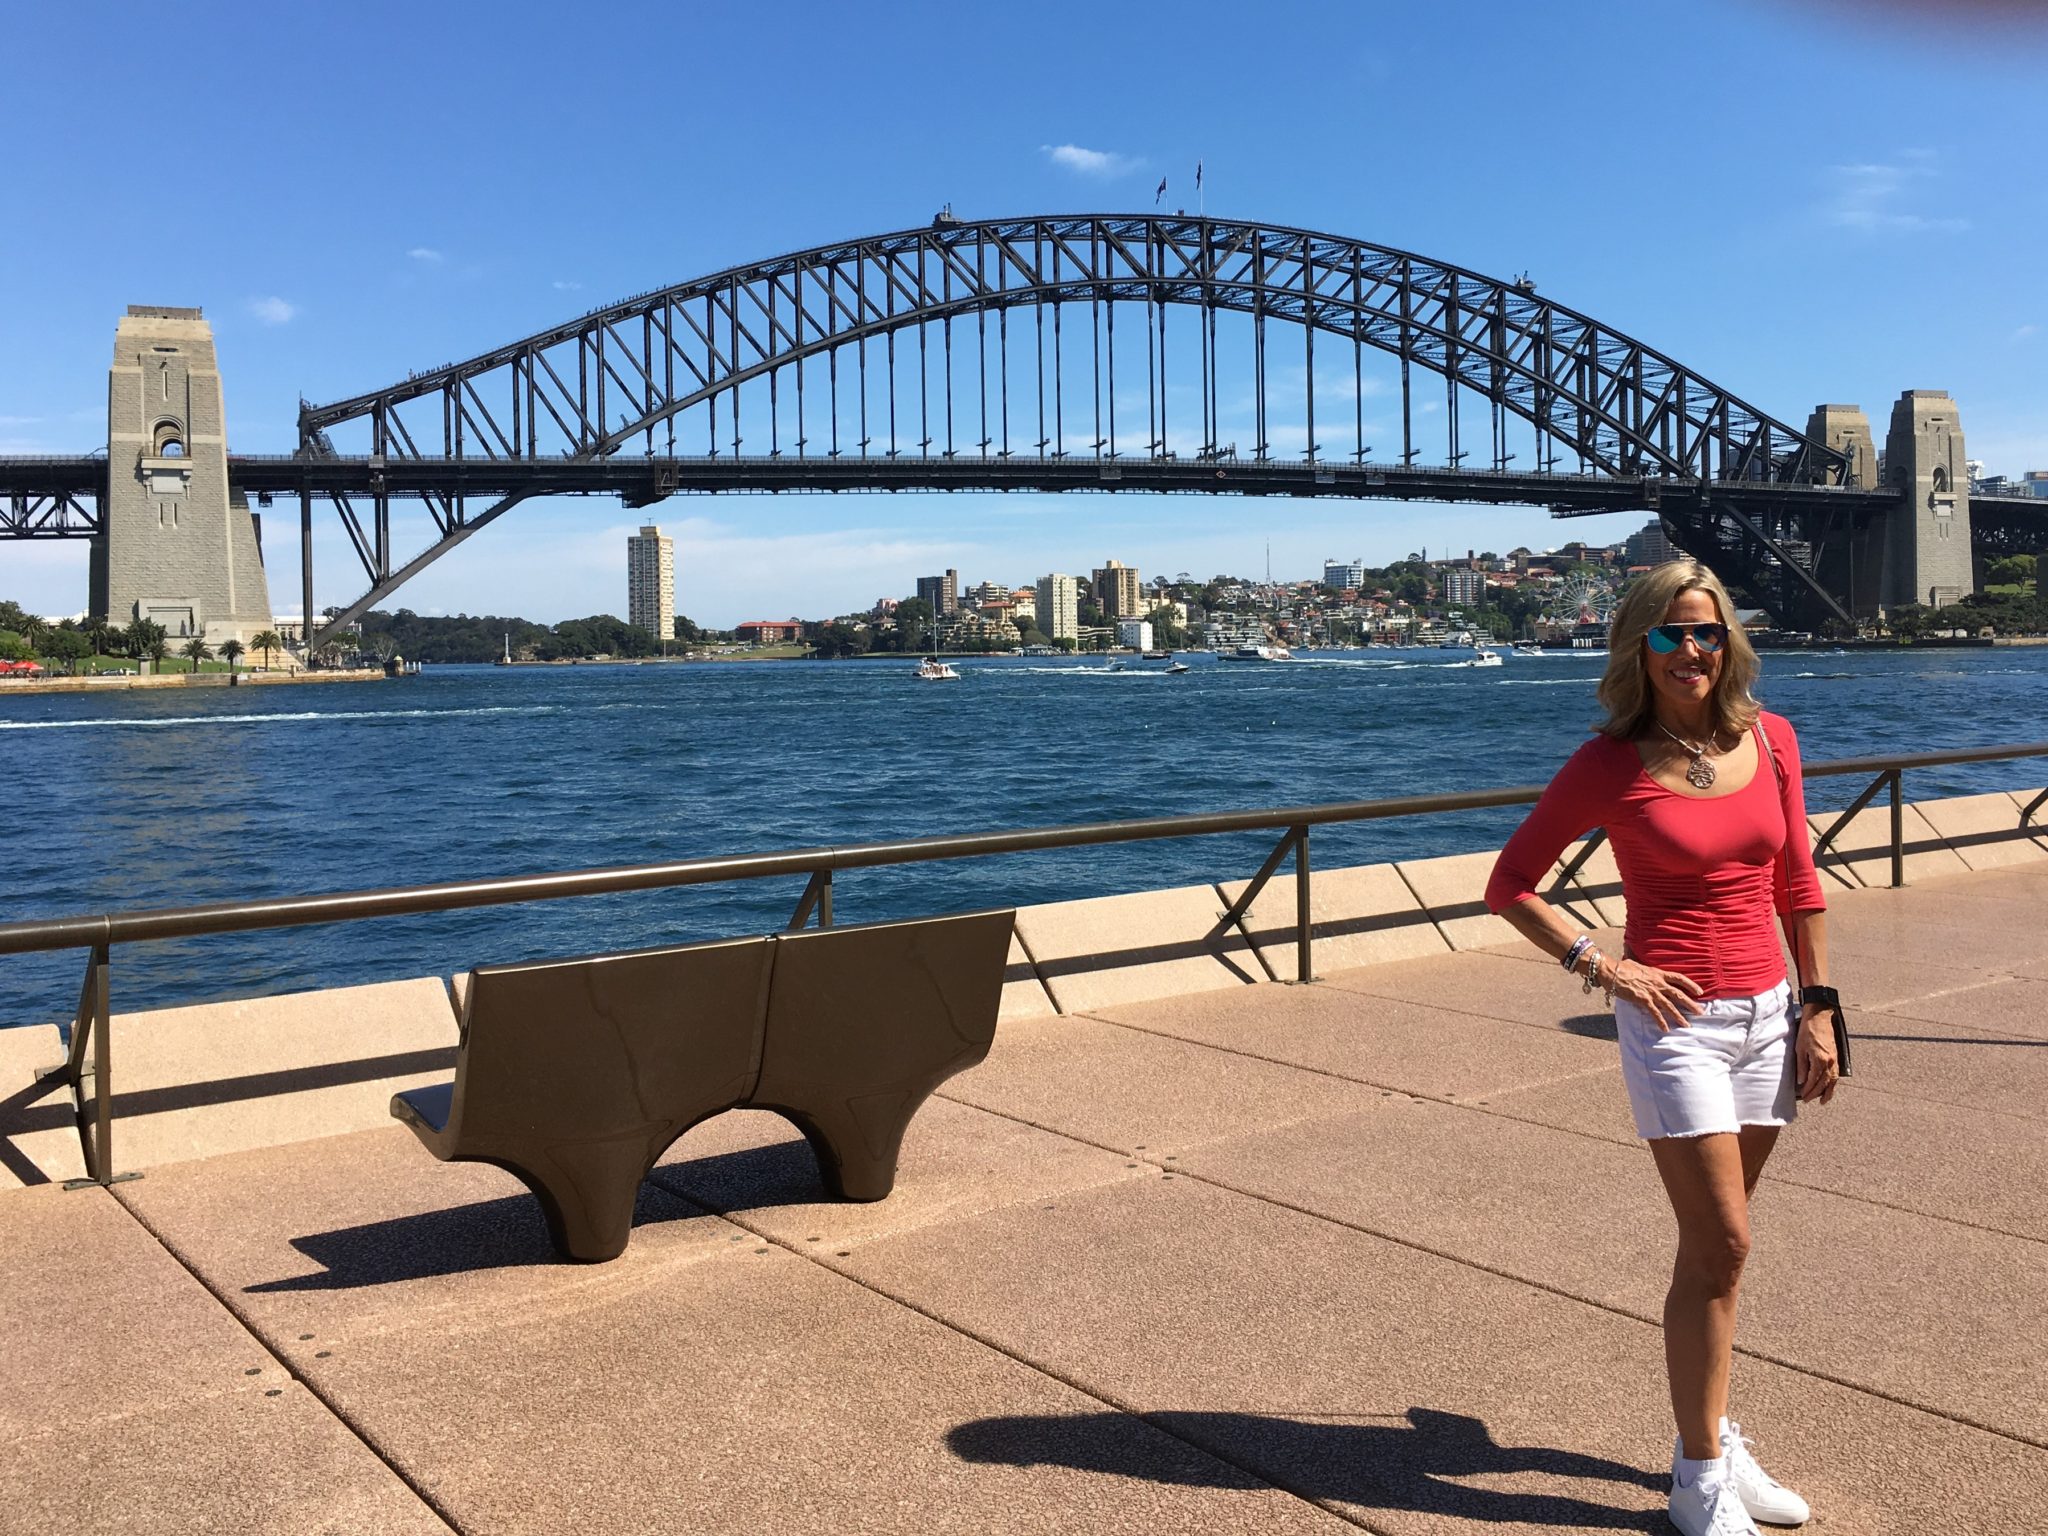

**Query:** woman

left=1485, top=560, right=1839, bottom=1536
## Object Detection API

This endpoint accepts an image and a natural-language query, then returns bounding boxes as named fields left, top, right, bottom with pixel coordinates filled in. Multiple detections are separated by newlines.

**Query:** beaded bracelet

left=1580, top=948, right=1603, bottom=994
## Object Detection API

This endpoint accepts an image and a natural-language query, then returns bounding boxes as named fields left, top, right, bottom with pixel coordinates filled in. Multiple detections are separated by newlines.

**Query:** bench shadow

left=949, top=1406, right=1665, bottom=1529
left=246, top=1183, right=709, bottom=1291
left=247, top=1141, right=824, bottom=1291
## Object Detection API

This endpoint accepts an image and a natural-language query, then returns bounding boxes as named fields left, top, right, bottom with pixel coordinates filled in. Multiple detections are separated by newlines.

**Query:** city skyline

left=3, top=2, right=2044, bottom=628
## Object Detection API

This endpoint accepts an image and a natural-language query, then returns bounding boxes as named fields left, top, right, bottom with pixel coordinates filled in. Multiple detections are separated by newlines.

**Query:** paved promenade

left=2, top=810, right=2044, bottom=1533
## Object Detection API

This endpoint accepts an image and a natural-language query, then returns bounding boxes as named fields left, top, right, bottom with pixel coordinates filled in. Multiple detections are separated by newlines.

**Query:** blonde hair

left=1595, top=560, right=1761, bottom=741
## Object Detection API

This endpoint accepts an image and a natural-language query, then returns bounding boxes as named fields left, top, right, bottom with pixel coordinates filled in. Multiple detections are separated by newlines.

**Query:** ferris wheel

left=1547, top=572, right=1617, bottom=628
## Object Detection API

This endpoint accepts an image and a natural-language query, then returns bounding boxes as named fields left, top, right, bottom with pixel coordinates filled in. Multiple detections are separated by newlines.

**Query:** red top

left=1485, top=710, right=1826, bottom=999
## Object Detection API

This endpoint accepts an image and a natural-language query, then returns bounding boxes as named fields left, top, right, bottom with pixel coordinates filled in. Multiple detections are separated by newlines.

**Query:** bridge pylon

left=93, top=307, right=275, bottom=649
left=1883, top=390, right=1973, bottom=613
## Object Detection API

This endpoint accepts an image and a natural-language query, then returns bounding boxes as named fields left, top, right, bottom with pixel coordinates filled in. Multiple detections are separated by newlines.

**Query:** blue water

left=3, top=647, right=2044, bottom=1027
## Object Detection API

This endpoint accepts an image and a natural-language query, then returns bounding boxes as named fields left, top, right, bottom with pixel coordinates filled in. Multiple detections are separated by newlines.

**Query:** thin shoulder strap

left=1755, top=718, right=1784, bottom=790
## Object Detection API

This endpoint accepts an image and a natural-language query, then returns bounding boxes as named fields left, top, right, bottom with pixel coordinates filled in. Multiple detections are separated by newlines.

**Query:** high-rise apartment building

left=1443, top=568, right=1487, bottom=607
left=1323, top=559, right=1367, bottom=591
left=1035, top=573, right=1080, bottom=642
left=916, top=569, right=960, bottom=615
left=627, top=524, right=675, bottom=640
left=1624, top=521, right=1680, bottom=568
left=1091, top=559, right=1143, bottom=620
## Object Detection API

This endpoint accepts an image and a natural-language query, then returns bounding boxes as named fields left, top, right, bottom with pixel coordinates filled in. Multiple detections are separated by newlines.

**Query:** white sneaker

left=1669, top=1447, right=1761, bottom=1536
left=1722, top=1418, right=1811, bottom=1526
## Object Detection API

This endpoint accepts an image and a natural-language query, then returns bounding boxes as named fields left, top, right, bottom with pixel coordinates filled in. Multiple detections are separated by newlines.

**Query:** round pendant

left=1685, top=756, right=1716, bottom=789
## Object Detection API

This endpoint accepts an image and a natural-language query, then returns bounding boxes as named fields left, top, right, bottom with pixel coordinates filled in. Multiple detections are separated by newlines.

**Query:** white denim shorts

left=1614, top=980, right=1798, bottom=1140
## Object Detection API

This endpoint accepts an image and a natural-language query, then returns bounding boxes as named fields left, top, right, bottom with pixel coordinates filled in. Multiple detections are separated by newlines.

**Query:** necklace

left=1657, top=721, right=1718, bottom=788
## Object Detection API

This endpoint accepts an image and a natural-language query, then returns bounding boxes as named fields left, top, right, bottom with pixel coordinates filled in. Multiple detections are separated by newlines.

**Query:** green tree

left=809, top=622, right=869, bottom=660
left=251, top=629, right=283, bottom=669
left=893, top=597, right=935, bottom=653
left=127, top=619, right=167, bottom=671
left=82, top=615, right=112, bottom=659
left=0, top=631, right=30, bottom=662
left=41, top=628, right=91, bottom=673
left=181, top=636, right=214, bottom=673
left=18, top=612, right=48, bottom=652
left=0, top=600, right=26, bottom=633
left=219, top=638, right=245, bottom=673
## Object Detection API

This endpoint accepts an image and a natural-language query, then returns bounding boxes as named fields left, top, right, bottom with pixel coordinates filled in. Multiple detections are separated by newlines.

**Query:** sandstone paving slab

left=1878, top=975, right=2048, bottom=1040
left=0, top=1182, right=291, bottom=1441
left=1799, top=946, right=1994, bottom=1010
left=1, top=1384, right=454, bottom=1536
left=1391, top=850, right=1520, bottom=950
left=116, top=1124, right=738, bottom=1355
left=1808, top=802, right=1970, bottom=889
left=1319, top=948, right=1590, bottom=1028
left=1012, top=883, right=1265, bottom=1014
left=1085, top=980, right=1617, bottom=1105
left=1156, top=1100, right=2048, bottom=1442
left=0, top=1022, right=85, bottom=1187
left=937, top=1011, right=1380, bottom=1157
left=1819, top=1011, right=2048, bottom=1124
left=650, top=1097, right=1144, bottom=1253
left=998, top=931, right=1057, bottom=1021
left=291, top=1245, right=1353, bottom=1536
left=841, top=1167, right=2047, bottom=1533
left=1222, top=860, right=1449, bottom=979
left=1820, top=885, right=2048, bottom=972
left=1916, top=791, right=2048, bottom=871
left=103, top=977, right=459, bottom=1170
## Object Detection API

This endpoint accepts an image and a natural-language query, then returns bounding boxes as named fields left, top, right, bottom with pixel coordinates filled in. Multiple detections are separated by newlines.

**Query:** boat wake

left=0, top=704, right=564, bottom=732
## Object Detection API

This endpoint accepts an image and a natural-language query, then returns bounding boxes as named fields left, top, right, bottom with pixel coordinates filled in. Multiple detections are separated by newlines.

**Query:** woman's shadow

left=949, top=1405, right=1666, bottom=1530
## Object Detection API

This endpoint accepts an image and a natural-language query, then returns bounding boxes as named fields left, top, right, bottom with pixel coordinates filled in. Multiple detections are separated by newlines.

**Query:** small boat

left=1106, top=660, right=1126, bottom=672
left=1166, top=660, right=1191, bottom=674
left=1470, top=649, right=1504, bottom=667
left=1142, top=650, right=1170, bottom=660
left=1223, top=644, right=1294, bottom=662
left=914, top=657, right=960, bottom=681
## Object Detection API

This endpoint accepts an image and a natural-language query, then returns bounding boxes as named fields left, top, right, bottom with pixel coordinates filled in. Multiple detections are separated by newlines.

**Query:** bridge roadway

left=2, top=448, right=1911, bottom=527
left=2, top=790, right=2043, bottom=1533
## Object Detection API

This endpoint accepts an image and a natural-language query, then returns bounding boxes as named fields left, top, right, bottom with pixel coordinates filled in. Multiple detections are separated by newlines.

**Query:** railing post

left=1889, top=770, right=1904, bottom=889
left=818, top=868, right=833, bottom=929
left=1292, top=823, right=1314, bottom=984
left=89, top=942, right=111, bottom=1183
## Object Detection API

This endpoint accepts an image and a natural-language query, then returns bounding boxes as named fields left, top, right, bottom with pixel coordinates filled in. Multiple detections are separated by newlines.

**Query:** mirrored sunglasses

left=1645, top=622, right=1728, bottom=654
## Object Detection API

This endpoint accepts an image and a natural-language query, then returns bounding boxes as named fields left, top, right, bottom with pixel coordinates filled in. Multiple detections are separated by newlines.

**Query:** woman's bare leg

left=1650, top=1132, right=1753, bottom=1460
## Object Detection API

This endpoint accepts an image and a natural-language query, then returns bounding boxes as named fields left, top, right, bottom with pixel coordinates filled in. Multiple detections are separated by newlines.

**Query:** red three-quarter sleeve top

left=1484, top=709, right=1827, bottom=1000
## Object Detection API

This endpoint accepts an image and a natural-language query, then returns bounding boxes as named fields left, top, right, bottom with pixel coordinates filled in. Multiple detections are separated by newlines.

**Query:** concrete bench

left=392, top=909, right=1015, bottom=1261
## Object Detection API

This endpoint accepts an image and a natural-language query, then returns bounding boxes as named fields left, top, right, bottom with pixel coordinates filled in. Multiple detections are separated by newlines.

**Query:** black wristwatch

left=1799, top=985, right=1841, bottom=1010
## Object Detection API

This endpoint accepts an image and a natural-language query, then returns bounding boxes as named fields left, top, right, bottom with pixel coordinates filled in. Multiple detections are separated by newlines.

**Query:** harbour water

left=3, top=646, right=2044, bottom=1026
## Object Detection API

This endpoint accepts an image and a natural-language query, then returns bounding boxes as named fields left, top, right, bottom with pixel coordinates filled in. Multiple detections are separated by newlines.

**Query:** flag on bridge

left=1195, top=160, right=1203, bottom=190
left=1155, top=176, right=1167, bottom=205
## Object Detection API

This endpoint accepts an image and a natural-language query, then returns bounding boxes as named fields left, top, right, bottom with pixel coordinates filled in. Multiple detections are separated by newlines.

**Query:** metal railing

left=5, top=740, right=2045, bottom=1190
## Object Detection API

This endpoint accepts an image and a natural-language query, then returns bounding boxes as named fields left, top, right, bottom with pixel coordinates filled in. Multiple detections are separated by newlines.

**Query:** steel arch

left=304, top=215, right=1842, bottom=485
left=294, top=215, right=1854, bottom=642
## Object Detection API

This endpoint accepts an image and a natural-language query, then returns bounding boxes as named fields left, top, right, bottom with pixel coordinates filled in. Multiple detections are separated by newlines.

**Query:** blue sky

left=2, top=0, right=2043, bottom=626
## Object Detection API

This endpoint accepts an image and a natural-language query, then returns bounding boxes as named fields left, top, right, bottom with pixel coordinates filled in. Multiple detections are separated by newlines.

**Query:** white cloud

left=407, top=247, right=446, bottom=263
left=1821, top=152, right=1968, bottom=234
left=2011, top=324, right=2037, bottom=343
left=1041, top=143, right=1138, bottom=179
left=552, top=280, right=583, bottom=291
left=248, top=296, right=298, bottom=326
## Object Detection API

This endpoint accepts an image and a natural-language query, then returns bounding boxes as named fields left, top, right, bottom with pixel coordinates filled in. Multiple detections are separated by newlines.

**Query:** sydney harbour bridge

left=5, top=213, right=2043, bottom=644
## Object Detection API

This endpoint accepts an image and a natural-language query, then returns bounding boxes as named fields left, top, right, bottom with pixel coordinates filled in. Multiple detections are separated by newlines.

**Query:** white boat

left=1224, top=644, right=1294, bottom=662
left=1165, top=660, right=1191, bottom=674
left=914, top=657, right=960, bottom=681
left=1469, top=649, right=1504, bottom=667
